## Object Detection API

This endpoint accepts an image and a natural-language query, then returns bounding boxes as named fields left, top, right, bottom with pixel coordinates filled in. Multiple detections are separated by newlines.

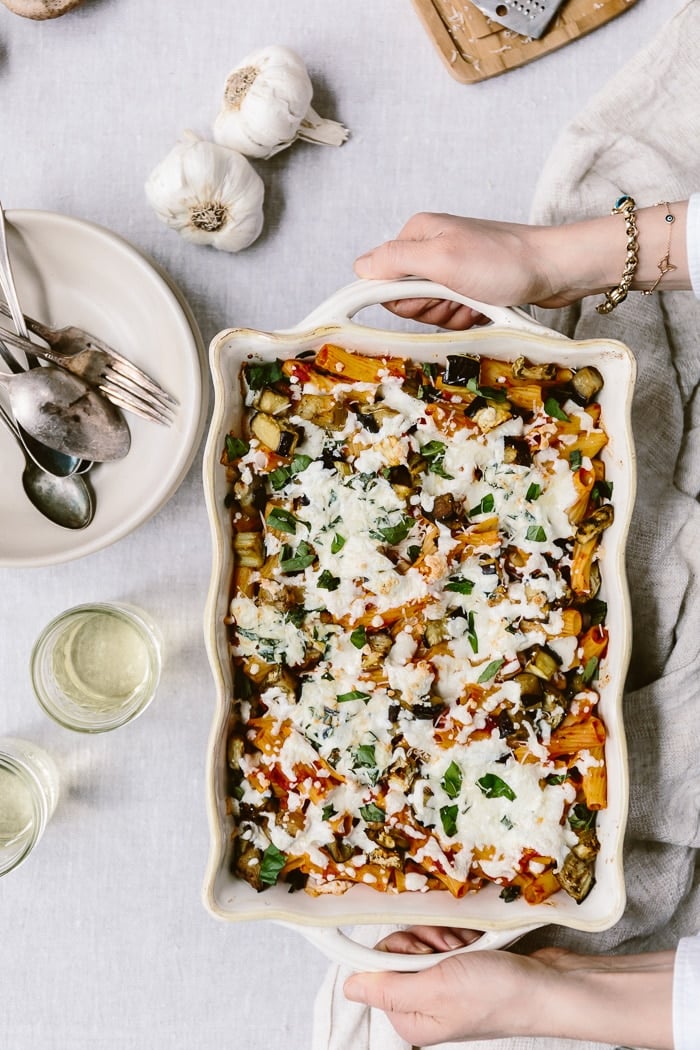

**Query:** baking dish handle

left=283, top=922, right=541, bottom=973
left=294, top=278, right=561, bottom=337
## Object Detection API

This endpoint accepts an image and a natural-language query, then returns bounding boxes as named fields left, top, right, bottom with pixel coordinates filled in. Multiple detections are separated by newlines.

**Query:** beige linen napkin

left=313, top=3, right=700, bottom=1047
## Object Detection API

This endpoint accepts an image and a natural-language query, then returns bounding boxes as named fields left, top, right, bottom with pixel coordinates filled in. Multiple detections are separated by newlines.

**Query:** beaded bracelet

left=596, top=194, right=639, bottom=315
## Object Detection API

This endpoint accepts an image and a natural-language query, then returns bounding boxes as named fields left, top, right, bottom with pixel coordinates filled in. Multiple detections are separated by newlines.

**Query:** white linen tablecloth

left=0, top=1, right=688, bottom=1047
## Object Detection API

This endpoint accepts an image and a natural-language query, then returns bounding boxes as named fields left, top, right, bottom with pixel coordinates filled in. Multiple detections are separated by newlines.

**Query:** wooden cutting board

left=411, top=0, right=640, bottom=83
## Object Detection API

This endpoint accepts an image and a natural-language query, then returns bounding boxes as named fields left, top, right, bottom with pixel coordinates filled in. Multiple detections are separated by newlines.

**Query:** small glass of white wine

left=30, top=603, right=162, bottom=732
left=0, top=737, right=59, bottom=876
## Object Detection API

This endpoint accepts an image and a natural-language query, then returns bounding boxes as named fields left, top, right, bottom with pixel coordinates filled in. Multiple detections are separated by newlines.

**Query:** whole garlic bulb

left=145, top=133, right=264, bottom=252
left=213, top=45, right=349, bottom=160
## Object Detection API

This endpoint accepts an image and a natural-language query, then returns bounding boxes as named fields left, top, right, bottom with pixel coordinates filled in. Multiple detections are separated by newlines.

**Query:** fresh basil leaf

left=428, top=460, right=454, bottom=480
left=569, top=450, right=583, bottom=471
left=225, top=435, right=249, bottom=460
left=544, top=396, right=570, bottom=422
left=259, top=843, right=287, bottom=886
left=445, top=576, right=474, bottom=595
left=526, top=483, right=541, bottom=502
left=337, top=690, right=371, bottom=704
left=290, top=454, right=313, bottom=474
left=360, top=803, right=385, bottom=823
left=317, top=569, right=341, bottom=591
left=279, top=541, right=315, bottom=573
left=354, top=744, right=376, bottom=767
left=569, top=803, right=596, bottom=831
left=331, top=533, right=346, bottom=554
left=582, top=656, right=599, bottom=683
left=420, top=440, right=447, bottom=460
left=591, top=479, right=614, bottom=502
left=322, top=804, right=335, bottom=821
left=585, top=599, right=608, bottom=627
left=546, top=773, right=568, bottom=785
left=350, top=626, right=367, bottom=650
left=466, top=377, right=506, bottom=402
left=477, top=773, right=516, bottom=801
left=526, top=525, right=547, bottom=542
left=467, top=610, right=478, bottom=654
left=378, top=517, right=413, bottom=545
left=245, top=360, right=287, bottom=391
left=469, top=493, right=495, bottom=517
left=439, top=804, right=459, bottom=836
left=499, top=884, right=521, bottom=902
left=266, top=507, right=298, bottom=534
left=284, top=606, right=307, bottom=627
left=477, top=658, right=504, bottom=684
left=407, top=544, right=422, bottom=563
left=269, top=466, right=291, bottom=490
left=441, top=761, right=462, bottom=800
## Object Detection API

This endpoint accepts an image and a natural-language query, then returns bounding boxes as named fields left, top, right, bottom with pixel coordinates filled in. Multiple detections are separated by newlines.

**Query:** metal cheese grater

left=472, top=0, right=567, bottom=39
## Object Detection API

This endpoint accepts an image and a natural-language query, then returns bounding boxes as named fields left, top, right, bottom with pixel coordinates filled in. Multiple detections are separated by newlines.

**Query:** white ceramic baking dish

left=202, top=279, right=636, bottom=972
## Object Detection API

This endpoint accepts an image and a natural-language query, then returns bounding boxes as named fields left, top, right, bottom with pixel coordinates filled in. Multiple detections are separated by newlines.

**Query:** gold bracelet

left=642, top=201, right=677, bottom=296
left=596, top=194, right=639, bottom=315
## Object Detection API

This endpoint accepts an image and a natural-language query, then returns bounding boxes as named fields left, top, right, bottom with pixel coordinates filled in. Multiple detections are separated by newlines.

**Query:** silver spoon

left=0, top=361, right=131, bottom=461
left=0, top=403, right=94, bottom=529
left=0, top=340, right=84, bottom=476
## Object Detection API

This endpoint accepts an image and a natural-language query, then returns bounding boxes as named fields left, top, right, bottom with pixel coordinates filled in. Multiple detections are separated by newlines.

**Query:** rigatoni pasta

left=221, top=345, right=614, bottom=905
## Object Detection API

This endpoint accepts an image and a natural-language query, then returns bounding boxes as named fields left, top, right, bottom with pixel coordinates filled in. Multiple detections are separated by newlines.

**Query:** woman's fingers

left=376, top=925, right=482, bottom=954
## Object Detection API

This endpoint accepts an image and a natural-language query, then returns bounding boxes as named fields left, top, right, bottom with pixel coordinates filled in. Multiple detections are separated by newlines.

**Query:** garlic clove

left=145, top=133, right=264, bottom=253
left=213, top=44, right=348, bottom=160
left=0, top=0, right=83, bottom=17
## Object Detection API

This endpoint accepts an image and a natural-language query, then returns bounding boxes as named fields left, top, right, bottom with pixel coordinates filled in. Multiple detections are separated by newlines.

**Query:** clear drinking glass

left=30, top=602, right=162, bottom=733
left=0, top=737, right=59, bottom=876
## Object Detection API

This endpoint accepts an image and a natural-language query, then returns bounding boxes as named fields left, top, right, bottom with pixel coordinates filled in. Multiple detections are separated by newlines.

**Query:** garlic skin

left=145, top=133, right=264, bottom=253
left=213, top=45, right=349, bottom=160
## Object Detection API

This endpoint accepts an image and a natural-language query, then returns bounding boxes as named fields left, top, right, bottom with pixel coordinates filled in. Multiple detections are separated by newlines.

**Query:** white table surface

left=0, top=1, right=686, bottom=1047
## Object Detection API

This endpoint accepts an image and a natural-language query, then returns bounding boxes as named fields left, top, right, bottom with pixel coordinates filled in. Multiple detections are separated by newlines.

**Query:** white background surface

left=0, top=1, right=687, bottom=1047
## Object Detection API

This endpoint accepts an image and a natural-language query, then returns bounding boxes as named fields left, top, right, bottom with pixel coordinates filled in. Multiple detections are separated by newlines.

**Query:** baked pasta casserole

left=221, top=344, right=613, bottom=905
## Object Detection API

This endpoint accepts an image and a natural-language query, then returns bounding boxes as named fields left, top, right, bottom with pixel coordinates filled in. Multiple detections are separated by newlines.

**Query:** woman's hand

left=353, top=212, right=576, bottom=330
left=343, top=925, right=676, bottom=1049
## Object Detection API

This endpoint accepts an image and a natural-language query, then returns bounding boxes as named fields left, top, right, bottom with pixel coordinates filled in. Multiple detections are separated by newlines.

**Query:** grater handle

left=292, top=278, right=561, bottom=337
left=280, top=921, right=541, bottom=973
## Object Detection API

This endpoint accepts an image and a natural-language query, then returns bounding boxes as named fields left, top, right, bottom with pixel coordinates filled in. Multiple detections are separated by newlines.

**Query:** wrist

left=528, top=949, right=675, bottom=1048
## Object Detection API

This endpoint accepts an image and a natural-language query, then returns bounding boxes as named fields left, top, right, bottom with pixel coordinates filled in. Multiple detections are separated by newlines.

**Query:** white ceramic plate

left=202, top=279, right=636, bottom=971
left=0, top=210, right=208, bottom=567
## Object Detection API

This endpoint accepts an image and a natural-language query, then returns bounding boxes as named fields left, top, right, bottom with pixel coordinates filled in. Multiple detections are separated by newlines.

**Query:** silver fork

left=0, top=324, right=176, bottom=426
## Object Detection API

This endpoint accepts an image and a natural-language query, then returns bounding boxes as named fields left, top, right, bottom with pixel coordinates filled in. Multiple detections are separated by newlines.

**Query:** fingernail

left=443, top=931, right=471, bottom=949
left=409, top=938, right=435, bottom=954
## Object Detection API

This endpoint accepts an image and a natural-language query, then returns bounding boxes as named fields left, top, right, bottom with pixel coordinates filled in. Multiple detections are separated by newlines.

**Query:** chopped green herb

left=466, top=377, right=507, bottom=402
left=545, top=773, right=568, bottom=786
left=569, top=803, right=597, bottom=831
left=322, top=804, right=335, bottom=821
left=421, top=362, right=437, bottom=378
left=445, top=576, right=475, bottom=595
left=377, top=517, right=413, bottom=545
left=259, top=843, right=287, bottom=886
left=428, top=460, right=454, bottom=479
left=350, top=626, right=367, bottom=650
left=466, top=610, right=478, bottom=654
left=441, top=761, right=462, bottom=800
left=360, top=803, right=386, bottom=823
left=290, top=454, right=313, bottom=475
left=317, top=569, right=341, bottom=591
left=407, top=544, right=422, bottom=563
left=245, top=360, right=287, bottom=391
left=284, top=606, right=307, bottom=627
left=591, top=479, right=614, bottom=502
left=477, top=658, right=505, bottom=684
left=439, top=804, right=459, bottom=836
left=526, top=525, right=547, bottom=543
left=526, top=483, right=541, bottom=502
left=279, top=541, right=315, bottom=573
left=569, top=450, right=583, bottom=471
left=266, top=507, right=298, bottom=534
left=585, top=599, right=608, bottom=626
left=477, top=773, right=516, bottom=801
left=225, top=435, right=249, bottom=460
left=582, top=656, right=599, bottom=683
left=499, top=884, right=521, bottom=902
left=500, top=815, right=514, bottom=830
left=469, top=493, right=495, bottom=517
left=420, top=440, right=447, bottom=459
left=354, top=744, right=377, bottom=768
left=269, top=466, right=290, bottom=490
left=331, top=533, right=346, bottom=554
left=231, top=784, right=245, bottom=801
left=544, top=396, right=570, bottom=422
left=337, top=690, right=371, bottom=704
